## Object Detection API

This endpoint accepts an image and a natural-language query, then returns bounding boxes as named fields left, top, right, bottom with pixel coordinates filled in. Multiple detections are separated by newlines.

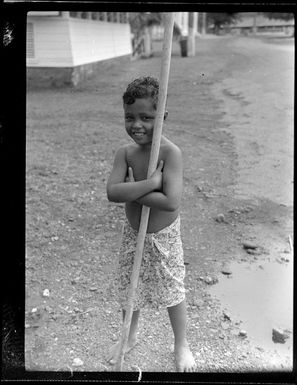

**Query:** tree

left=129, top=12, right=163, bottom=58
left=206, top=13, right=241, bottom=34
left=129, top=12, right=162, bottom=35
left=262, top=13, right=294, bottom=36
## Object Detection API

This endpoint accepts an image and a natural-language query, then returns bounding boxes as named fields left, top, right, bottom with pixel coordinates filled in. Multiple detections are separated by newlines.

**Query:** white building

left=26, top=11, right=132, bottom=86
left=229, top=13, right=294, bottom=35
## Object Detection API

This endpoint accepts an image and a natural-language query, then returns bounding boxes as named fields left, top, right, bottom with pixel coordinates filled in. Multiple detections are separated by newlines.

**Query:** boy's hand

left=150, top=160, right=164, bottom=191
left=125, top=167, right=135, bottom=182
left=125, top=160, right=163, bottom=191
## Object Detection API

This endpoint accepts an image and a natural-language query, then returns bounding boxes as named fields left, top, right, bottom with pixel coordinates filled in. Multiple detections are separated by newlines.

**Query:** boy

left=106, top=76, right=196, bottom=372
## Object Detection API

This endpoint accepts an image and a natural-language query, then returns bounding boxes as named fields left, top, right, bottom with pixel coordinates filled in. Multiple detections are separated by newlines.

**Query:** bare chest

left=126, top=148, right=163, bottom=181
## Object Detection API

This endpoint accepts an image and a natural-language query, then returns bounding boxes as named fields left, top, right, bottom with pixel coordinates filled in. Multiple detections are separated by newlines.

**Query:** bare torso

left=125, top=139, right=180, bottom=233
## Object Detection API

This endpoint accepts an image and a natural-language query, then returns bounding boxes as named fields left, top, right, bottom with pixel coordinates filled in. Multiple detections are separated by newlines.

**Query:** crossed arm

left=106, top=146, right=183, bottom=212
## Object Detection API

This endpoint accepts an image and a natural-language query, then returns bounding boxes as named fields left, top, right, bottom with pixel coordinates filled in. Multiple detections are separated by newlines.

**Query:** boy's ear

left=164, top=111, right=168, bottom=120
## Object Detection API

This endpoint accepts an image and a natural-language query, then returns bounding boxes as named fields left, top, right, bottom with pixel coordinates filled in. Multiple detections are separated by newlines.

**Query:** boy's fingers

left=129, top=167, right=135, bottom=181
left=158, top=160, right=164, bottom=170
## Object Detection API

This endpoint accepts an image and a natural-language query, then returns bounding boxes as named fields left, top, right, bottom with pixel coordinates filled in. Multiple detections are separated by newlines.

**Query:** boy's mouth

left=132, top=132, right=145, bottom=137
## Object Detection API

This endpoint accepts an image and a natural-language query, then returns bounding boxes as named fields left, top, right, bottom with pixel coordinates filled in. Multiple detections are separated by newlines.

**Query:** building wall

left=26, top=55, right=131, bottom=88
left=26, top=14, right=132, bottom=68
left=27, top=16, right=73, bottom=67
left=68, top=18, right=131, bottom=66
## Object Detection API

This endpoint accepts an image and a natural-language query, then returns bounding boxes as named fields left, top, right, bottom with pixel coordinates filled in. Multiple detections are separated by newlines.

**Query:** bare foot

left=107, top=338, right=137, bottom=365
left=175, top=342, right=196, bottom=372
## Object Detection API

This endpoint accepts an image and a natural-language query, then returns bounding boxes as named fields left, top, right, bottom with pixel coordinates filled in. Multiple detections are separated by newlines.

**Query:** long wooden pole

left=115, top=13, right=175, bottom=371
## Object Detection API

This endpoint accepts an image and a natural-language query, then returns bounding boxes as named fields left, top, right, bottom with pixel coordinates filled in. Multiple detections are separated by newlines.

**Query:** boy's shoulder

left=116, top=139, right=181, bottom=160
left=120, top=142, right=139, bottom=155
left=115, top=143, right=139, bottom=163
left=116, top=143, right=137, bottom=154
left=160, top=137, right=182, bottom=156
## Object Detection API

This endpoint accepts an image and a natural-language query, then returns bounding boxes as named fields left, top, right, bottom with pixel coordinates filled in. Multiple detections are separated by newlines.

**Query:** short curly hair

left=123, top=76, right=159, bottom=109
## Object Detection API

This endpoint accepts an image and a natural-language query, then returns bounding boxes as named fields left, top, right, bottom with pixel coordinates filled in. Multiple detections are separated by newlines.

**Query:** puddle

left=209, top=258, right=293, bottom=362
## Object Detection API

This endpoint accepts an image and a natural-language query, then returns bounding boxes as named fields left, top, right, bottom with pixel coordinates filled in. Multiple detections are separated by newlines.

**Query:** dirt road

left=24, top=35, right=294, bottom=374
left=212, top=36, right=294, bottom=206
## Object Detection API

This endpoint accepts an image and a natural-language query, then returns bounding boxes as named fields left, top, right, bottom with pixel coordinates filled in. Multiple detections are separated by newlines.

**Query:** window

left=99, top=12, right=105, bottom=21
left=26, top=22, right=35, bottom=58
left=91, top=12, right=98, bottom=20
left=107, top=12, right=112, bottom=22
left=119, top=13, right=125, bottom=23
left=81, top=12, right=87, bottom=19
left=112, top=12, right=118, bottom=22
left=70, top=12, right=77, bottom=18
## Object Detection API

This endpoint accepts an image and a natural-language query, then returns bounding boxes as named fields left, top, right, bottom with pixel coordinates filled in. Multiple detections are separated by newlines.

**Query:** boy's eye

left=125, top=116, right=153, bottom=122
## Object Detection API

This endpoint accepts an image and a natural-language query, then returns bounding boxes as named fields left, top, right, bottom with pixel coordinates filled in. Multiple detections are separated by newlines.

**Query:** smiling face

left=124, top=97, right=157, bottom=147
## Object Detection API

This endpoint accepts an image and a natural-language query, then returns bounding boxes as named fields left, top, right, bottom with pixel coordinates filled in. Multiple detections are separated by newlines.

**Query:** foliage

left=129, top=12, right=163, bottom=37
left=206, top=13, right=241, bottom=33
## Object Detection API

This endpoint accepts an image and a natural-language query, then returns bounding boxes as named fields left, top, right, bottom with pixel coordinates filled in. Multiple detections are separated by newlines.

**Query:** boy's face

left=124, top=97, right=156, bottom=146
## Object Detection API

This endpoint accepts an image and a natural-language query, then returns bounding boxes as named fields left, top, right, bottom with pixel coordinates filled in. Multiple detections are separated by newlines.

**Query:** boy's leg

left=107, top=309, right=140, bottom=364
left=167, top=300, right=196, bottom=372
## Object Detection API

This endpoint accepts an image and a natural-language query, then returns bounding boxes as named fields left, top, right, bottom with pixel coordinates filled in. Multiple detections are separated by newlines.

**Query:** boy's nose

left=132, top=120, right=142, bottom=128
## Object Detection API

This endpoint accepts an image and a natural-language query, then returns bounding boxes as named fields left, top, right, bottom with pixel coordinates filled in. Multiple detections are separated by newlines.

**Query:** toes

left=106, top=355, right=116, bottom=365
left=106, top=354, right=116, bottom=364
left=184, top=365, right=196, bottom=372
left=176, top=358, right=196, bottom=372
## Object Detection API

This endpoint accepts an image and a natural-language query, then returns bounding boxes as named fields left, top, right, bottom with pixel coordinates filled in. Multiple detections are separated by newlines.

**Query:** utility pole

left=179, top=12, right=188, bottom=57
left=188, top=12, right=197, bottom=56
left=143, top=26, right=152, bottom=58
left=195, top=12, right=200, bottom=37
left=202, top=12, right=206, bottom=36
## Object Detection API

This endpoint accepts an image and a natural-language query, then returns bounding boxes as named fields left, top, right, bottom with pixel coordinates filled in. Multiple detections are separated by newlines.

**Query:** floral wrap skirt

left=117, top=216, right=186, bottom=310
